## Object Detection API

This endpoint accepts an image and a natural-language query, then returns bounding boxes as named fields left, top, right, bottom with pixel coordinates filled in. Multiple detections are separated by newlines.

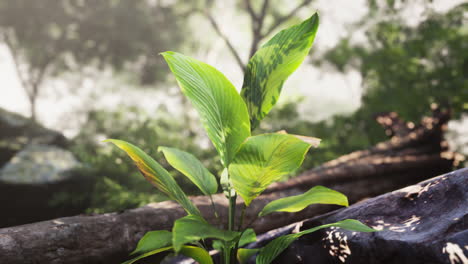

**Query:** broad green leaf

left=179, top=245, right=214, bottom=264
left=229, top=133, right=313, bottom=205
left=256, top=219, right=376, bottom=264
left=122, top=246, right=172, bottom=264
left=105, top=139, right=200, bottom=216
left=237, top=248, right=259, bottom=264
left=159, top=146, right=218, bottom=195
left=259, top=186, right=348, bottom=217
left=239, top=228, right=257, bottom=247
left=172, top=215, right=240, bottom=252
left=162, top=51, right=250, bottom=166
left=131, top=230, right=172, bottom=255
left=241, top=14, right=319, bottom=129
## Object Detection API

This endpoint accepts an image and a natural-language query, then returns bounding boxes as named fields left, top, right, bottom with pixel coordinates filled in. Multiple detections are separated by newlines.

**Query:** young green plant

left=106, top=13, right=377, bottom=264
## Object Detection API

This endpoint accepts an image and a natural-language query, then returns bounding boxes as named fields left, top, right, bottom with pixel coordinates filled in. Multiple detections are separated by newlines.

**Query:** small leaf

left=162, top=51, right=251, bottom=166
left=211, top=239, right=238, bottom=259
left=237, top=248, right=259, bottom=264
left=131, top=230, right=172, bottom=255
left=159, top=146, right=218, bottom=195
left=179, top=245, right=214, bottom=264
left=241, top=14, right=319, bottom=129
left=229, top=133, right=313, bottom=205
left=256, top=235, right=298, bottom=264
left=259, top=186, right=348, bottom=217
left=256, top=219, right=377, bottom=264
left=319, top=219, right=377, bottom=233
left=105, top=139, right=200, bottom=216
left=220, top=168, right=235, bottom=198
left=172, top=215, right=240, bottom=252
left=122, top=246, right=172, bottom=264
left=239, top=228, right=257, bottom=247
left=211, top=240, right=223, bottom=252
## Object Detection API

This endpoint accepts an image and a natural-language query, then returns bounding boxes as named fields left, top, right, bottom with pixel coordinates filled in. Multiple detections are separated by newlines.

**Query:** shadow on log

left=0, top=108, right=460, bottom=264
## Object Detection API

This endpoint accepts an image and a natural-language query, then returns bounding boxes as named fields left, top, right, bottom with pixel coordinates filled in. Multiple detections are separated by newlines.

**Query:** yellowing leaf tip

left=274, top=130, right=321, bottom=148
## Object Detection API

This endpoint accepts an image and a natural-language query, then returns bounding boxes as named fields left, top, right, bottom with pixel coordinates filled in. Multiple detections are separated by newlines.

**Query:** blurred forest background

left=0, top=0, right=466, bottom=215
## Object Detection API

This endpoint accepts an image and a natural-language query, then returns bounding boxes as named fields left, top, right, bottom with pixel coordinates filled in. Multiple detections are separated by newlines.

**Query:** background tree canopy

left=0, top=0, right=185, bottom=120
left=0, top=0, right=465, bottom=213
left=261, top=1, right=467, bottom=168
left=321, top=2, right=467, bottom=120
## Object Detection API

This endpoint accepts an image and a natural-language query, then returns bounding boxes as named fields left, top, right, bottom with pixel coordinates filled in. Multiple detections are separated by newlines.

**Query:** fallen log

left=267, top=106, right=459, bottom=192
left=0, top=108, right=459, bottom=264
left=246, top=168, right=468, bottom=264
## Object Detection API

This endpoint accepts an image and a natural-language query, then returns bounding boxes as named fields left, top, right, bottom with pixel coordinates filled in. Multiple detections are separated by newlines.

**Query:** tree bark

left=0, top=108, right=458, bottom=264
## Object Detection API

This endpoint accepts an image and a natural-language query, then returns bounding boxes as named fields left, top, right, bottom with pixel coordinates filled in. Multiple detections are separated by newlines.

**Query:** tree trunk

left=29, top=95, right=37, bottom=122
left=0, top=107, right=458, bottom=264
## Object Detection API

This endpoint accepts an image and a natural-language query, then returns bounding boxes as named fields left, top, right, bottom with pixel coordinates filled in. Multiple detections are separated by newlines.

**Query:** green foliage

left=123, top=245, right=213, bottom=264
left=261, top=1, right=467, bottom=172
left=238, top=228, right=257, bottom=247
left=159, top=147, right=218, bottom=195
left=241, top=14, right=319, bottom=129
left=161, top=51, right=251, bottom=167
left=229, top=133, right=313, bottom=205
left=256, top=1, right=467, bottom=175
left=107, top=14, right=377, bottom=264
left=131, top=230, right=172, bottom=256
left=122, top=246, right=173, bottom=264
left=178, top=245, right=214, bottom=264
left=172, top=215, right=240, bottom=252
left=259, top=185, right=348, bottom=217
left=257, top=219, right=376, bottom=264
left=105, top=139, right=201, bottom=216
left=237, top=248, right=259, bottom=264
left=72, top=106, right=219, bottom=213
left=322, top=3, right=467, bottom=120
left=0, top=0, right=187, bottom=84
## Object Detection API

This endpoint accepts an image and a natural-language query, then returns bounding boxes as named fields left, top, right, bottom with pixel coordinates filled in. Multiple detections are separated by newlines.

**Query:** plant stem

left=228, top=193, right=236, bottom=231
left=223, top=241, right=231, bottom=264
left=222, top=189, right=238, bottom=264
left=238, top=204, right=246, bottom=231
left=209, top=196, right=220, bottom=224
left=228, top=193, right=237, bottom=264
